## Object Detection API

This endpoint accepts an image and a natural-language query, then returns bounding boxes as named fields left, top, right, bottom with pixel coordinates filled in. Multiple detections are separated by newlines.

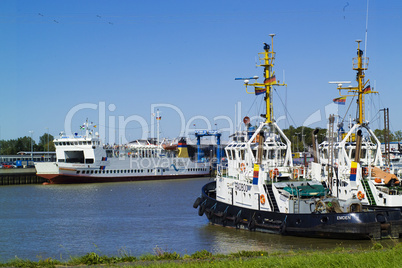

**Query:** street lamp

left=46, top=127, right=49, bottom=162
left=29, top=131, right=34, bottom=161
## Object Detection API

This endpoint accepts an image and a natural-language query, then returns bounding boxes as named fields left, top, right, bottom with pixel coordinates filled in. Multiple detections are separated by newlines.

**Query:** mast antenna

left=364, top=0, right=369, bottom=56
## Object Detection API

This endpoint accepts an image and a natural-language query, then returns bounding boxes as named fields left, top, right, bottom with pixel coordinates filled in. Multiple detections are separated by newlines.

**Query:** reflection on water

left=0, top=177, right=398, bottom=261
left=198, top=224, right=390, bottom=254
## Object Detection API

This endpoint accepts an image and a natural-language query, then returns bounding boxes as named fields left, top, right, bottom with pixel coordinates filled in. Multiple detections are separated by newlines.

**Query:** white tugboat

left=311, top=40, right=402, bottom=210
left=194, top=35, right=402, bottom=239
left=35, top=116, right=210, bottom=184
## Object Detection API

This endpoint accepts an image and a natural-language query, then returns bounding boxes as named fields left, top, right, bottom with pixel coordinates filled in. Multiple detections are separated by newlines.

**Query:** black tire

left=193, top=197, right=202, bottom=208
left=198, top=205, right=205, bottom=216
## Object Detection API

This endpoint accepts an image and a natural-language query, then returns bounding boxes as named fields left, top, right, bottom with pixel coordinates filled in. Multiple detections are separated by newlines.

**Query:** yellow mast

left=245, top=34, right=286, bottom=123
left=336, top=40, right=377, bottom=124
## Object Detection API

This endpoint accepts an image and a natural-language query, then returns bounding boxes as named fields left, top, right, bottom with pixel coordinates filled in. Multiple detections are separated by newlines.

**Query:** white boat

left=193, top=35, right=402, bottom=239
left=309, top=40, right=402, bottom=210
left=35, top=119, right=210, bottom=184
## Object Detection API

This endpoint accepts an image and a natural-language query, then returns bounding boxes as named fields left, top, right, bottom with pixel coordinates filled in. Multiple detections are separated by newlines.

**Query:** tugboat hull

left=195, top=182, right=402, bottom=240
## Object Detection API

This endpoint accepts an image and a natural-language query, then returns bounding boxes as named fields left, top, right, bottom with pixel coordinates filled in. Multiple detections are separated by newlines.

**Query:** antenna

left=365, top=0, right=369, bottom=56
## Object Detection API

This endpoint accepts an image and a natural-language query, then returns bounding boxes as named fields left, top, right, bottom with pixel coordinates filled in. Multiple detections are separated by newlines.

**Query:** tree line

left=0, top=133, right=55, bottom=155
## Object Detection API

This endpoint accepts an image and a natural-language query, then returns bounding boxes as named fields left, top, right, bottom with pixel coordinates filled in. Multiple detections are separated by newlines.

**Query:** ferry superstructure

left=35, top=120, right=210, bottom=184
left=193, top=35, right=402, bottom=239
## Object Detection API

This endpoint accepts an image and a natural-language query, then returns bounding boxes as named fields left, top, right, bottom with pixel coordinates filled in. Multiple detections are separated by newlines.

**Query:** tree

left=393, top=130, right=402, bottom=142
left=37, top=133, right=55, bottom=152
left=373, top=129, right=395, bottom=143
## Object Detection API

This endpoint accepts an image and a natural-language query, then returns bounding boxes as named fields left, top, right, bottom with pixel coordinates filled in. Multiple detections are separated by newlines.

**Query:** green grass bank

left=1, top=240, right=400, bottom=267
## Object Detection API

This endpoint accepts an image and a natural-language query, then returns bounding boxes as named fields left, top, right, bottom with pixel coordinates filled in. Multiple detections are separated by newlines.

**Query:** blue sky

left=1, top=0, right=401, bottom=144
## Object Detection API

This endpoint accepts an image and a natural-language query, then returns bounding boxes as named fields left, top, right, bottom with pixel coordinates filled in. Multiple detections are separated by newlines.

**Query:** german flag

left=264, top=75, right=276, bottom=85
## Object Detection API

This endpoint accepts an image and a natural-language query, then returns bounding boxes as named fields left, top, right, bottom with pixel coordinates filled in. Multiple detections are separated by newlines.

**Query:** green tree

left=37, top=133, right=55, bottom=152
left=282, top=126, right=325, bottom=152
left=393, top=130, right=402, bottom=142
left=373, top=129, right=395, bottom=143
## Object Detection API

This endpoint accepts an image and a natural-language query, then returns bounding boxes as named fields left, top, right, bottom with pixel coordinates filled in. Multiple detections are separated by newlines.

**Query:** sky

left=1, top=0, right=401, bottom=144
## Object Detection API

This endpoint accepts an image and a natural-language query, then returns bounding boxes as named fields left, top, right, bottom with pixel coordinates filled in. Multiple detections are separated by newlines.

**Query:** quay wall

left=0, top=168, right=46, bottom=185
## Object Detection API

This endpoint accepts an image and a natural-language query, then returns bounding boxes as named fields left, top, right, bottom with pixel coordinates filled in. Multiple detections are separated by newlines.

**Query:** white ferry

left=193, top=35, right=402, bottom=239
left=310, top=40, right=402, bottom=211
left=35, top=121, right=210, bottom=184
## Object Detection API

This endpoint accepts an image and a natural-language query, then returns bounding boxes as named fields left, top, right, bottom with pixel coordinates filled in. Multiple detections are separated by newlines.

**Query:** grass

left=0, top=241, right=400, bottom=267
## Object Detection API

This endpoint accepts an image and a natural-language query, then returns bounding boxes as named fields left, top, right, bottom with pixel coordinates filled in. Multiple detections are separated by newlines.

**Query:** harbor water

left=0, top=177, right=397, bottom=262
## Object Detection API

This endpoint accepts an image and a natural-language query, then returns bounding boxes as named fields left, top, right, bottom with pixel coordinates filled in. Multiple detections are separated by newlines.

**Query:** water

left=0, top=177, right=395, bottom=261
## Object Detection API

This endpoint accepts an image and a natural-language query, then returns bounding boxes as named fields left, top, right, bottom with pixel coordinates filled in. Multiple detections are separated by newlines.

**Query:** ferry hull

left=194, top=182, right=402, bottom=240
left=38, top=173, right=209, bottom=184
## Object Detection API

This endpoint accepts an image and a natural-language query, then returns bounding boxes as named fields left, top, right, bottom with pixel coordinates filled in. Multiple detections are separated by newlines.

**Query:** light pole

left=29, top=131, right=34, bottom=161
left=46, top=127, right=49, bottom=162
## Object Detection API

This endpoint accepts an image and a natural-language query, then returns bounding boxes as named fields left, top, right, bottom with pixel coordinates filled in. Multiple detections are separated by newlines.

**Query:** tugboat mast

left=263, top=34, right=275, bottom=123
left=336, top=40, right=376, bottom=125
left=355, top=40, right=367, bottom=125
left=244, top=34, right=286, bottom=124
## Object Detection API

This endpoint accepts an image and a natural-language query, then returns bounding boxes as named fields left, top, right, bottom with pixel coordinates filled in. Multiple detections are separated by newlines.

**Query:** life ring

left=260, top=194, right=266, bottom=204
left=240, top=163, right=246, bottom=172
left=299, top=167, right=304, bottom=176
left=269, top=169, right=274, bottom=179
left=293, top=169, right=299, bottom=179
left=374, top=178, right=382, bottom=183
left=357, top=191, right=365, bottom=200
left=362, top=167, right=369, bottom=177
left=274, top=168, right=279, bottom=177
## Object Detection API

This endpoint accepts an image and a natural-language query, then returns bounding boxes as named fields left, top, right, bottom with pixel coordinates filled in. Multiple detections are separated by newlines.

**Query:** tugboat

left=310, top=40, right=402, bottom=211
left=193, top=35, right=402, bottom=239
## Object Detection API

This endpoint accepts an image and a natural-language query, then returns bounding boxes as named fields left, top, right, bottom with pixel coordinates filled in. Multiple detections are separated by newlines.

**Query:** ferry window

left=91, top=170, right=94, bottom=174
left=65, top=151, right=84, bottom=163
left=76, top=171, right=80, bottom=174
left=106, top=170, right=109, bottom=173
left=58, top=159, right=65, bottom=162
left=86, top=159, right=94, bottom=164
left=94, top=171, right=98, bottom=174
left=79, top=141, right=82, bottom=145
left=62, top=142, right=66, bottom=146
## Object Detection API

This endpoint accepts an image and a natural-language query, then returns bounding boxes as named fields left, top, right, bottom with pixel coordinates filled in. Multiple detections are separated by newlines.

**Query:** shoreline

left=1, top=241, right=400, bottom=267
